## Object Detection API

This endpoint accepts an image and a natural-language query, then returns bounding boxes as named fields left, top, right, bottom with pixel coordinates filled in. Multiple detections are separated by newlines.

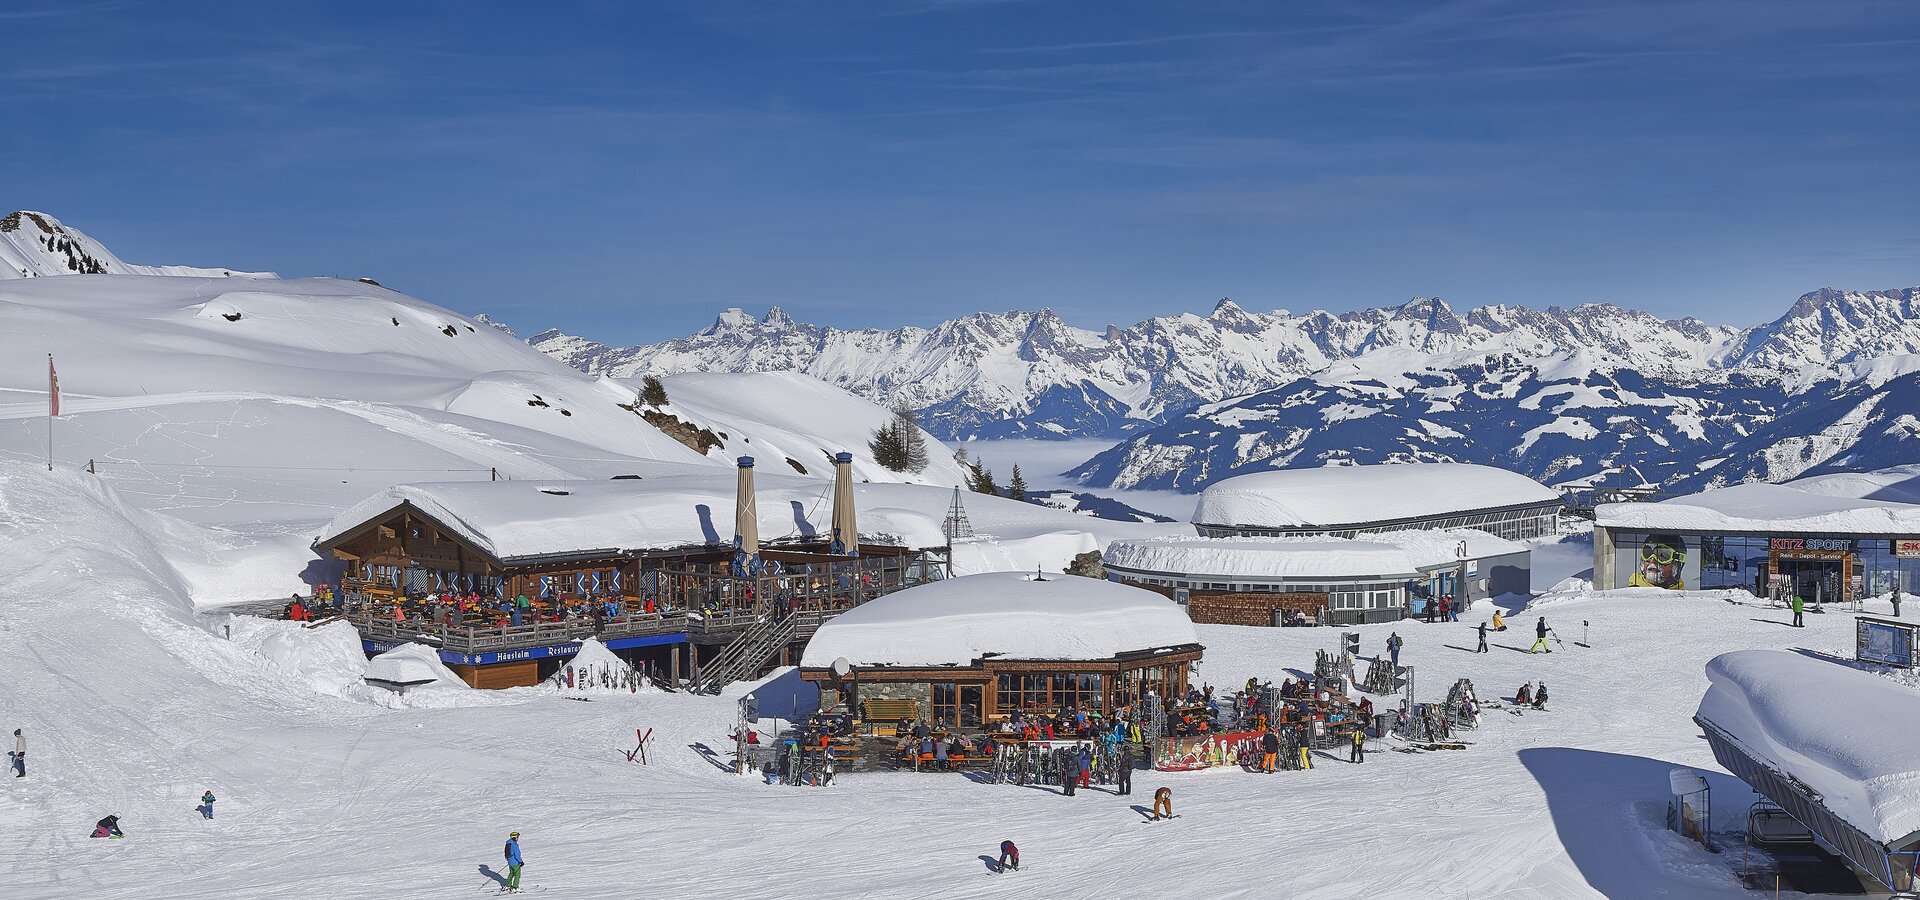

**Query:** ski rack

left=1313, top=648, right=1357, bottom=696
left=1361, top=656, right=1399, bottom=695
left=1444, top=678, right=1482, bottom=730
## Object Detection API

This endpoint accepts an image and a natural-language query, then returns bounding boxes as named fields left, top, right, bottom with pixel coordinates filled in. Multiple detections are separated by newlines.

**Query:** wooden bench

left=943, top=753, right=994, bottom=770
left=861, top=699, right=921, bottom=736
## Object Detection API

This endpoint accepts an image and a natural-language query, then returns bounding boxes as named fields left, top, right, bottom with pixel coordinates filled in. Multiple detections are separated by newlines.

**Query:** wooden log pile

left=1186, top=591, right=1327, bottom=627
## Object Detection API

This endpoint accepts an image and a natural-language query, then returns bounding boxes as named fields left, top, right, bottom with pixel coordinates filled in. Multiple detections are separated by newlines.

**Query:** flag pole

left=46, top=353, right=56, bottom=471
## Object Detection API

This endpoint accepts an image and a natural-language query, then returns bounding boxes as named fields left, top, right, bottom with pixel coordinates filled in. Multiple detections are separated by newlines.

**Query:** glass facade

left=993, top=672, right=1104, bottom=714
left=1610, top=530, right=1920, bottom=601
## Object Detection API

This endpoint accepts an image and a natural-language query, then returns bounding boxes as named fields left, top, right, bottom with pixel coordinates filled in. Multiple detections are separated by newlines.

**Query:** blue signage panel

left=607, top=632, right=690, bottom=651
left=1857, top=617, right=1916, bottom=668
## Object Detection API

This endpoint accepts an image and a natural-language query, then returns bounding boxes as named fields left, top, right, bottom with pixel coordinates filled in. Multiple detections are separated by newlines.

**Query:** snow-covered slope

left=636, top=371, right=973, bottom=486
left=0, top=210, right=272, bottom=279
left=0, top=272, right=729, bottom=600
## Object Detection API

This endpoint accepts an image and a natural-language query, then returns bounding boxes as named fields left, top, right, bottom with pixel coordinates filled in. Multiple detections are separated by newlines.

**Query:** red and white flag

left=48, top=354, right=59, bottom=417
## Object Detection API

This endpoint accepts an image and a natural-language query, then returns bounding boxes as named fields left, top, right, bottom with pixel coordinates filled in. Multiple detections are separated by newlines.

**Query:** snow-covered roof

left=1191, top=463, right=1560, bottom=529
left=1104, top=529, right=1525, bottom=580
left=1696, top=650, right=1920, bottom=847
left=318, top=472, right=1183, bottom=566
left=1597, top=481, right=1920, bottom=535
left=799, top=572, right=1200, bottom=669
left=318, top=471, right=944, bottom=562
left=364, top=643, right=467, bottom=689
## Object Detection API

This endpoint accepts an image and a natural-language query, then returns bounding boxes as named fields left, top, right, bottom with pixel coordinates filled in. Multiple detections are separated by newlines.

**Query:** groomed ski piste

left=3, top=463, right=1911, bottom=898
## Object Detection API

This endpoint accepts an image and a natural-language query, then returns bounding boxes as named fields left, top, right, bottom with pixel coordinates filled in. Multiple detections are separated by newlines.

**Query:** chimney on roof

left=732, top=456, right=760, bottom=576
left=830, top=452, right=859, bottom=557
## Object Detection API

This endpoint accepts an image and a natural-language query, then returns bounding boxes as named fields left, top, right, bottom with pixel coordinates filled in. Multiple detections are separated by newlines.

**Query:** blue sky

left=6, top=1, right=1917, bottom=344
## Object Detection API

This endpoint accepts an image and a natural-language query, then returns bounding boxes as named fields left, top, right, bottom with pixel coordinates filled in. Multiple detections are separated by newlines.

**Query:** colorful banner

left=1154, top=729, right=1262, bottom=772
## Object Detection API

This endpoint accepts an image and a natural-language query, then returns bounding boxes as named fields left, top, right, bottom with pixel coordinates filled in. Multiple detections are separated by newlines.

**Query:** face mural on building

left=1629, top=534, right=1687, bottom=590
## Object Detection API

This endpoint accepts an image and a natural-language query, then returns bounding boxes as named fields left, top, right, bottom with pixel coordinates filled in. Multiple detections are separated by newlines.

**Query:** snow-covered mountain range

left=528, top=290, right=1918, bottom=437
left=529, top=287, right=1920, bottom=494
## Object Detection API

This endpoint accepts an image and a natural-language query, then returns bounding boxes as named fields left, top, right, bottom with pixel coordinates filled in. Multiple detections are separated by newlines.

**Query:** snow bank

left=1696, top=649, right=1920, bottom=847
left=799, top=571, right=1199, bottom=668
left=228, top=617, right=371, bottom=697
left=365, top=642, right=468, bottom=691
left=1191, top=462, right=1559, bottom=528
left=1107, top=535, right=1421, bottom=579
left=1105, top=528, right=1524, bottom=579
left=1598, top=480, right=1920, bottom=534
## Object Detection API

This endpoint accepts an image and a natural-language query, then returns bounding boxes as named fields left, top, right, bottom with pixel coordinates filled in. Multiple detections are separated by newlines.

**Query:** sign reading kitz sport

left=1768, top=537, right=1853, bottom=553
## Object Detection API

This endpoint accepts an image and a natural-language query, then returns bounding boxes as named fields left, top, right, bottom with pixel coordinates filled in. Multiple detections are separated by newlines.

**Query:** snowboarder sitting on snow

left=1492, top=610, right=1506, bottom=631
left=1532, top=682, right=1550, bottom=710
left=998, top=839, right=1020, bottom=872
left=504, top=831, right=525, bottom=892
left=1152, top=786, right=1174, bottom=820
left=91, top=815, right=123, bottom=838
left=1515, top=683, right=1533, bottom=706
left=199, top=791, right=216, bottom=820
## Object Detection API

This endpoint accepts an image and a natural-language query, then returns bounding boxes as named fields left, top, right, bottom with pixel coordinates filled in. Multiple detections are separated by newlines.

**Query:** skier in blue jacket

left=504, top=832, right=525, bottom=892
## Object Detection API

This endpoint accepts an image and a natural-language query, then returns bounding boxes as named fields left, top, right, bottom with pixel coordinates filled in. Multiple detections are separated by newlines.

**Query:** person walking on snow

left=1260, top=729, right=1280, bottom=773
left=997, top=839, right=1020, bottom=872
left=1062, top=746, right=1082, bottom=796
left=1448, top=594, right=1461, bottom=622
left=1791, top=594, right=1805, bottom=627
left=199, top=791, right=215, bottom=820
left=1386, top=632, right=1403, bottom=668
left=1530, top=617, right=1552, bottom=653
left=1116, top=743, right=1134, bottom=795
left=1076, top=745, right=1093, bottom=790
left=10, top=728, right=22, bottom=778
left=503, top=831, right=525, bottom=892
left=1477, top=620, right=1489, bottom=653
left=1152, top=786, right=1174, bottom=820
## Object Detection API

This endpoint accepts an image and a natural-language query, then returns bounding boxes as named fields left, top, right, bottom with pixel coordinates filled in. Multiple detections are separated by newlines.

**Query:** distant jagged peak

left=711, top=307, right=757, bottom=331
left=762, top=305, right=799, bottom=328
left=471, top=313, right=518, bottom=338
left=1783, top=286, right=1920, bottom=319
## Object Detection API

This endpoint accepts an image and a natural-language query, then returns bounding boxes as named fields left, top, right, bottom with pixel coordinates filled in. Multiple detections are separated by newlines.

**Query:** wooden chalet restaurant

left=798, top=571, right=1204, bottom=729
left=313, top=454, right=947, bottom=690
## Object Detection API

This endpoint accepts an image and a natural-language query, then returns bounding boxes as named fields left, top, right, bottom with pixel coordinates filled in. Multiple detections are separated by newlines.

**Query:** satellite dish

left=830, top=657, right=851, bottom=678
